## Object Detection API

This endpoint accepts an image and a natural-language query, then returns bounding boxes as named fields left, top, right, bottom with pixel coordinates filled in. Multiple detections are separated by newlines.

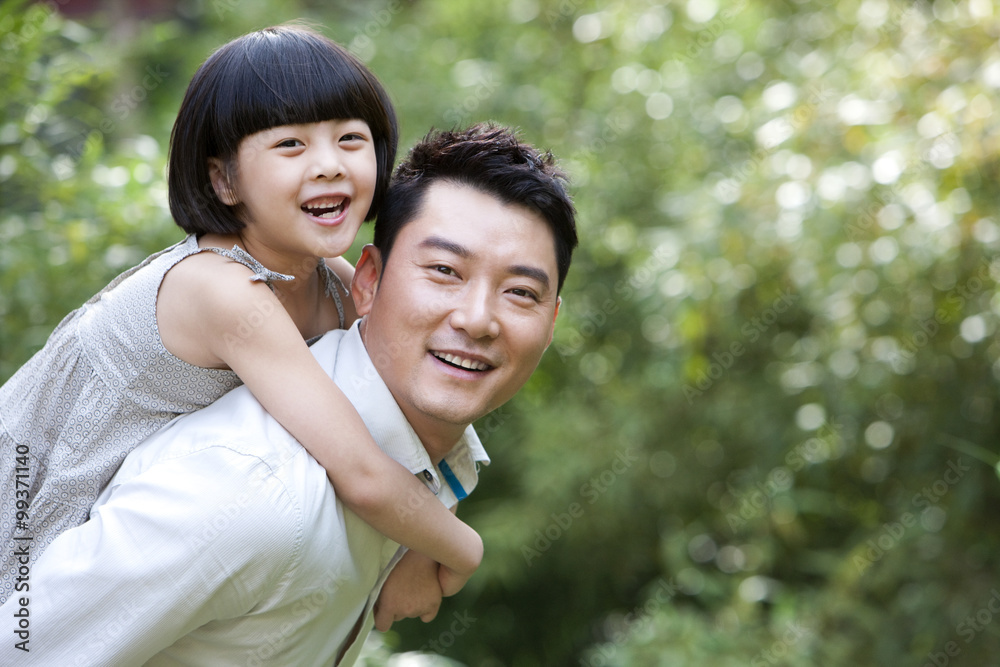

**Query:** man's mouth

left=302, top=196, right=347, bottom=219
left=432, top=351, right=493, bottom=372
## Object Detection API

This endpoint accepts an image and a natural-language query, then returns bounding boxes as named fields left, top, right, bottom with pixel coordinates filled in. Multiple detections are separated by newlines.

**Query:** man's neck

left=416, top=426, right=465, bottom=466
left=384, top=400, right=466, bottom=465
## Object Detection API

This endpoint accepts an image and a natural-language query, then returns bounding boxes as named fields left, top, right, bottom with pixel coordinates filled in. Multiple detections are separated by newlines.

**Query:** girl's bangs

left=215, top=37, right=385, bottom=154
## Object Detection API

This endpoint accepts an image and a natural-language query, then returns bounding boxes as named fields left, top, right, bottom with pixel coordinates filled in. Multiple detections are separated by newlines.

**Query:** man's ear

left=207, top=157, right=240, bottom=206
left=352, top=245, right=382, bottom=317
left=546, top=296, right=561, bottom=347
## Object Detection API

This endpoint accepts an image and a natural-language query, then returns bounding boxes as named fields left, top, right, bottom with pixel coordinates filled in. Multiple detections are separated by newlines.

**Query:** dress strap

left=318, top=261, right=347, bottom=330
left=203, top=244, right=347, bottom=329
left=202, top=245, right=296, bottom=289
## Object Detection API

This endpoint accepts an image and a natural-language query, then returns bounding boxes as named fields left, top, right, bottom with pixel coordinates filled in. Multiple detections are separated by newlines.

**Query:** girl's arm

left=158, top=257, right=482, bottom=588
left=374, top=504, right=469, bottom=632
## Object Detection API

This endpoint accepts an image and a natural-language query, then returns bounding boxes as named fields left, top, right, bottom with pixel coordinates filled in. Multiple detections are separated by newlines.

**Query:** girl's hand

left=374, top=550, right=442, bottom=632
left=437, top=563, right=473, bottom=597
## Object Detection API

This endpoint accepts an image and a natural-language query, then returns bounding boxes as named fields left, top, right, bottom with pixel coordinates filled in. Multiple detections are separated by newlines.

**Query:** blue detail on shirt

left=437, top=459, right=468, bottom=501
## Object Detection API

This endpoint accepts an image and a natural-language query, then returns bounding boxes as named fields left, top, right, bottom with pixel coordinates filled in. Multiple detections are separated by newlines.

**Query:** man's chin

left=415, top=398, right=491, bottom=430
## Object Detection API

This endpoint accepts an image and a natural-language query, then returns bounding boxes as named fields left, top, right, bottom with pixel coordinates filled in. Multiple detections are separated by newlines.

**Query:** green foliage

left=0, top=1, right=181, bottom=377
left=3, top=0, right=1000, bottom=665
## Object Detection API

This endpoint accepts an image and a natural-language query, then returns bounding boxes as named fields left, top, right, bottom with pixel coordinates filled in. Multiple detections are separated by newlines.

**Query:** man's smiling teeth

left=302, top=197, right=346, bottom=218
left=433, top=352, right=491, bottom=371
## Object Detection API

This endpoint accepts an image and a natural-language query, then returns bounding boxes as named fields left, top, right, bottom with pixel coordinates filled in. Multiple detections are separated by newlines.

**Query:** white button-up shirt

left=0, top=322, right=489, bottom=666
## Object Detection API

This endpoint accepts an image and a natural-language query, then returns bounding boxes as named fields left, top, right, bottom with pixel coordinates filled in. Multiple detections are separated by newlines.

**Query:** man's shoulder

left=135, top=387, right=294, bottom=465
left=108, top=396, right=333, bottom=530
left=101, top=418, right=338, bottom=587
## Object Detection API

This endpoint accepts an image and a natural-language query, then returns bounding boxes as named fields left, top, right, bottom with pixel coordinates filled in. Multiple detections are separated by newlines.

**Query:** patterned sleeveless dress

left=0, top=234, right=347, bottom=604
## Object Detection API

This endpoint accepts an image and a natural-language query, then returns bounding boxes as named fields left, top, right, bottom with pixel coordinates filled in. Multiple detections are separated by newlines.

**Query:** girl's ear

left=208, top=157, right=240, bottom=206
left=351, top=245, right=382, bottom=317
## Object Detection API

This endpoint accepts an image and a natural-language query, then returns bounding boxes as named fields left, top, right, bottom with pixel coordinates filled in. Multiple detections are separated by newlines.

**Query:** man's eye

left=510, top=288, right=539, bottom=301
left=433, top=265, right=456, bottom=276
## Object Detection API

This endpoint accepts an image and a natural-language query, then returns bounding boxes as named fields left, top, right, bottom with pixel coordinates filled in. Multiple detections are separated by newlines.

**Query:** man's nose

left=449, top=283, right=500, bottom=339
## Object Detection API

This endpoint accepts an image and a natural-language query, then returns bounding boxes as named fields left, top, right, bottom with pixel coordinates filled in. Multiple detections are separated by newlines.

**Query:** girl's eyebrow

left=418, top=235, right=552, bottom=290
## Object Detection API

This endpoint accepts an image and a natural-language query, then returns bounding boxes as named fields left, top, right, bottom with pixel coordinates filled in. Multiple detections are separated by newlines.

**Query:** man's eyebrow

left=509, top=264, right=551, bottom=290
left=418, top=236, right=471, bottom=258
left=418, top=235, right=552, bottom=290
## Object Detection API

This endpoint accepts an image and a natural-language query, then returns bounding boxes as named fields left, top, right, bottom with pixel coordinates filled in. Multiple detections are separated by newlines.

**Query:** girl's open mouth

left=302, top=196, right=347, bottom=219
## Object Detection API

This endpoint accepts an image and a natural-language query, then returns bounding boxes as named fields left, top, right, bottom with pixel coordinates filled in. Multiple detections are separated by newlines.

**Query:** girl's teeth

left=303, top=202, right=345, bottom=218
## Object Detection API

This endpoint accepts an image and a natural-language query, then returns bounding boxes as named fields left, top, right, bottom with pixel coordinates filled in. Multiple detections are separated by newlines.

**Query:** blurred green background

left=3, top=0, right=1000, bottom=664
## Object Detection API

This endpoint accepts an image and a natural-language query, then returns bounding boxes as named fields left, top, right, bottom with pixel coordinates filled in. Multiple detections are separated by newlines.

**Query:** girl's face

left=212, top=119, right=378, bottom=263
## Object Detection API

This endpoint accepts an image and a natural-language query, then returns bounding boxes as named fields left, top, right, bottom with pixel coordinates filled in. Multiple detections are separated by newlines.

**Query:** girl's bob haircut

left=168, top=24, right=398, bottom=235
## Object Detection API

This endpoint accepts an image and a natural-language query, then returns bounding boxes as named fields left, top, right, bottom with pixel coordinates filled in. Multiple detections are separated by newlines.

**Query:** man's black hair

left=374, top=123, right=577, bottom=292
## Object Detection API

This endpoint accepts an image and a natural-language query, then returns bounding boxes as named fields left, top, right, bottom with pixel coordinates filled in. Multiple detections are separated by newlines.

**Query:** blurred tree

left=2, top=0, right=1000, bottom=665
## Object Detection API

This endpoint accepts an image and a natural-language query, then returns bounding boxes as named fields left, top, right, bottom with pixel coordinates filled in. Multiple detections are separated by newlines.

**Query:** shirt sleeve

left=0, top=444, right=302, bottom=666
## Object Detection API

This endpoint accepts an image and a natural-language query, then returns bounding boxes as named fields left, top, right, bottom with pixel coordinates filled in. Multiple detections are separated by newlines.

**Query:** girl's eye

left=340, top=133, right=369, bottom=146
left=276, top=138, right=303, bottom=148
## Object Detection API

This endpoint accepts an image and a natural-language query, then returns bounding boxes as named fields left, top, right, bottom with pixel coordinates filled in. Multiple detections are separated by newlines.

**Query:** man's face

left=353, top=181, right=560, bottom=449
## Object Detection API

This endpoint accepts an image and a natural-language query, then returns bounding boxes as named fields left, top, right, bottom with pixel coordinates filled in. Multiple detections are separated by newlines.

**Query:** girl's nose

left=309, top=144, right=344, bottom=181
